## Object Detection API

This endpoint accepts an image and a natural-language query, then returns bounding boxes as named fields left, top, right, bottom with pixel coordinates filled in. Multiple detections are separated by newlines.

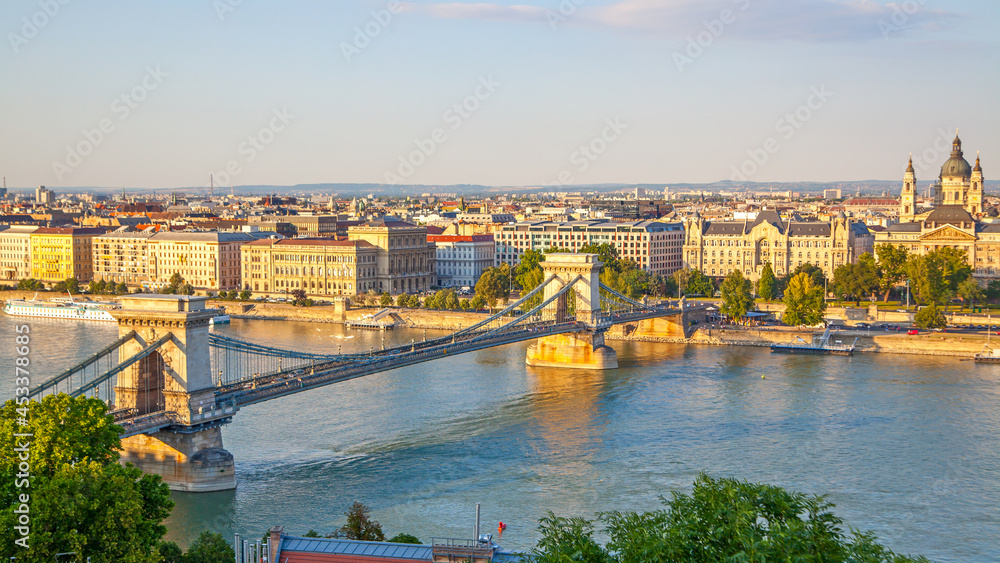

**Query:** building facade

left=29, top=227, right=106, bottom=283
left=682, top=210, right=861, bottom=281
left=428, top=233, right=495, bottom=288
left=241, top=238, right=378, bottom=296
left=0, top=225, right=39, bottom=282
left=147, top=232, right=253, bottom=290
left=494, top=220, right=685, bottom=276
left=92, top=231, right=156, bottom=286
left=347, top=217, right=436, bottom=294
left=876, top=134, right=997, bottom=279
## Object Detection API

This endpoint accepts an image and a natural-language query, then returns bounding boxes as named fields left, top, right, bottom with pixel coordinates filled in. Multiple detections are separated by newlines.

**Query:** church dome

left=940, top=134, right=972, bottom=179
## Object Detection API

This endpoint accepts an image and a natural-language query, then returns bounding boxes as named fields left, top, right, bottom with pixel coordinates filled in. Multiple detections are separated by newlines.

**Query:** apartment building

left=0, top=225, right=39, bottom=282
left=427, top=233, right=495, bottom=288
left=29, top=227, right=106, bottom=283
left=147, top=231, right=253, bottom=290
left=92, top=231, right=156, bottom=286
left=494, top=220, right=685, bottom=276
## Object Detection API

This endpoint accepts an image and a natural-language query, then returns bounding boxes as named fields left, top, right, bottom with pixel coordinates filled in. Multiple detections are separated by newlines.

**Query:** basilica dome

left=940, top=134, right=972, bottom=179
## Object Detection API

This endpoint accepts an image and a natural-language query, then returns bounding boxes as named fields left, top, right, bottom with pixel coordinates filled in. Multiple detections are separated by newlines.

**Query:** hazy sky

left=1, top=0, right=998, bottom=190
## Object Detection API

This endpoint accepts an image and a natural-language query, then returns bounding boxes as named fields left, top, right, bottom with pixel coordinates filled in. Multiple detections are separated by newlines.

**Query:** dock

left=346, top=308, right=407, bottom=330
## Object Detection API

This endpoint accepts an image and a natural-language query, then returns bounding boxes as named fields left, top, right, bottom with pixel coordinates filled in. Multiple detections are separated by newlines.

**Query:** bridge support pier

left=120, top=427, right=236, bottom=492
left=113, top=295, right=237, bottom=492
left=526, top=331, right=618, bottom=370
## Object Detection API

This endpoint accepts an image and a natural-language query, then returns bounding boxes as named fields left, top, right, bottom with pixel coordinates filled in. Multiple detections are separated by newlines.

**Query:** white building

left=0, top=225, right=39, bottom=281
left=428, top=234, right=495, bottom=288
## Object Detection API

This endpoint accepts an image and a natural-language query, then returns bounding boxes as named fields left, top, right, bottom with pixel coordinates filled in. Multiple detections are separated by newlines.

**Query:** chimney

left=269, top=525, right=284, bottom=562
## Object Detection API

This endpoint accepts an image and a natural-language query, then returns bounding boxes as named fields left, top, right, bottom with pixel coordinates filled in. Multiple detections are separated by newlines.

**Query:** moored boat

left=2, top=294, right=119, bottom=321
left=771, top=328, right=857, bottom=356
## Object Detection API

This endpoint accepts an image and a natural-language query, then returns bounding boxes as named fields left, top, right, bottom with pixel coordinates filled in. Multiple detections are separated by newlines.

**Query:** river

left=2, top=314, right=998, bottom=562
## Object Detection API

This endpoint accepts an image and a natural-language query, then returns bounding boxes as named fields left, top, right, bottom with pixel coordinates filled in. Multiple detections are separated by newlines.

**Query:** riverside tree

left=832, top=253, right=879, bottom=306
left=914, top=303, right=947, bottom=329
left=907, top=247, right=972, bottom=307
left=0, top=395, right=174, bottom=561
left=532, top=474, right=929, bottom=563
left=875, top=243, right=909, bottom=301
left=720, top=270, right=753, bottom=320
left=782, top=272, right=826, bottom=326
left=335, top=502, right=385, bottom=541
left=757, top=262, right=776, bottom=301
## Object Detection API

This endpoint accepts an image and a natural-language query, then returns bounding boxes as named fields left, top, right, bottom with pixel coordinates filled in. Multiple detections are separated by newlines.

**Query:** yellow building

left=347, top=217, right=436, bottom=294
left=241, top=238, right=378, bottom=296
left=29, top=227, right=106, bottom=283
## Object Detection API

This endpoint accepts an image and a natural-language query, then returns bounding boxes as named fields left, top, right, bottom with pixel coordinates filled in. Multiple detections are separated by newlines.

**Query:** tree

left=781, top=263, right=825, bottom=294
left=53, top=276, right=80, bottom=294
left=957, top=278, right=984, bottom=307
left=907, top=248, right=972, bottom=307
left=239, top=289, right=252, bottom=300
left=579, top=243, right=620, bottom=268
left=832, top=253, right=878, bottom=306
left=720, top=270, right=752, bottom=320
left=672, top=269, right=691, bottom=296
left=336, top=502, right=385, bottom=541
left=157, top=540, right=184, bottom=562
left=397, top=293, right=409, bottom=307
left=914, top=303, right=947, bottom=329
left=782, top=272, right=826, bottom=326
left=181, top=283, right=195, bottom=296
left=757, top=262, right=776, bottom=301
left=406, top=294, right=421, bottom=308
left=875, top=243, right=909, bottom=301
left=388, top=533, right=422, bottom=544
left=17, top=278, right=45, bottom=291
left=116, top=281, right=128, bottom=294
left=303, top=530, right=321, bottom=538
left=516, top=249, right=546, bottom=290
left=533, top=512, right=610, bottom=563
left=0, top=395, right=174, bottom=561
left=475, top=266, right=510, bottom=306
left=185, top=531, right=235, bottom=563
left=686, top=269, right=715, bottom=297
left=599, top=474, right=929, bottom=562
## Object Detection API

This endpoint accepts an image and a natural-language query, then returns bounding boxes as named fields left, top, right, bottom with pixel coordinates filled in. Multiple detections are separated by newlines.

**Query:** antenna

left=210, top=174, right=214, bottom=199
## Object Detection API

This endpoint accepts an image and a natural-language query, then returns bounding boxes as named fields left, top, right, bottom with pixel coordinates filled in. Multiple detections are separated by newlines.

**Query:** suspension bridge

left=26, top=254, right=705, bottom=491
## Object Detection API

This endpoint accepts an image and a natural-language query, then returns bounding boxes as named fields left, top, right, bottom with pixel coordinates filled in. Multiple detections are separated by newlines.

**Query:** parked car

left=907, top=329, right=919, bottom=335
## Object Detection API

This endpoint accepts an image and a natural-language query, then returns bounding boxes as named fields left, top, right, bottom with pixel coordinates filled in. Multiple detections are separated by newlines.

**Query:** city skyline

left=1, top=0, right=998, bottom=190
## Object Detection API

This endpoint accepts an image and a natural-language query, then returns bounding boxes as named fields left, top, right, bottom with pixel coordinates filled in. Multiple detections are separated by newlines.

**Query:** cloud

left=398, top=0, right=961, bottom=42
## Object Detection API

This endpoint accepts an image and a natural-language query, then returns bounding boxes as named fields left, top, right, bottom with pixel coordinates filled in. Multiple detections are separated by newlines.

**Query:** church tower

left=900, top=155, right=917, bottom=222
left=970, top=152, right=984, bottom=216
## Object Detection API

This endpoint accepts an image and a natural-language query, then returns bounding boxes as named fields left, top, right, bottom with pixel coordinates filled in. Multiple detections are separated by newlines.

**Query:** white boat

left=210, top=313, right=231, bottom=326
left=2, top=294, right=119, bottom=321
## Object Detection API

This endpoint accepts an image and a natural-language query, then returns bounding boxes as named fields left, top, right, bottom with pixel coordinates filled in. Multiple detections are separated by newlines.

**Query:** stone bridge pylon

left=525, top=254, right=618, bottom=369
left=113, top=295, right=236, bottom=492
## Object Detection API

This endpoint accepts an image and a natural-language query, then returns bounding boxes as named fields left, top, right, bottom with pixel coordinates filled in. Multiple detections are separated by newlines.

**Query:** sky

left=1, top=0, right=998, bottom=190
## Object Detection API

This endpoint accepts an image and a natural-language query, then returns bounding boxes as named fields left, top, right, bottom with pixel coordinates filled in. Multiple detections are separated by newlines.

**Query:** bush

left=914, top=303, right=946, bottom=329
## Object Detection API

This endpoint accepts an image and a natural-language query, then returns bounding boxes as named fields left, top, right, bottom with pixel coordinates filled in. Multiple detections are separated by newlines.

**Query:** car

left=907, top=329, right=919, bottom=335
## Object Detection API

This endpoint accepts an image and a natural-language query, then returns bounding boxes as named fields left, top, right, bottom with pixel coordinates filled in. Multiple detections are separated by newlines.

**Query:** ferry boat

left=2, top=294, right=119, bottom=321
left=210, top=313, right=231, bottom=326
left=771, top=328, right=857, bottom=356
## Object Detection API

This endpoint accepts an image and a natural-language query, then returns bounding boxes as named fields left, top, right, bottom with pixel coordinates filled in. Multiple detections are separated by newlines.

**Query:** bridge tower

left=525, top=254, right=618, bottom=369
left=113, top=295, right=236, bottom=492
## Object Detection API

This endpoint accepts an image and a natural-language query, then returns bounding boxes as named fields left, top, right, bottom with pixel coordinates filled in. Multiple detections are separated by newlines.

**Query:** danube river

left=2, top=314, right=998, bottom=561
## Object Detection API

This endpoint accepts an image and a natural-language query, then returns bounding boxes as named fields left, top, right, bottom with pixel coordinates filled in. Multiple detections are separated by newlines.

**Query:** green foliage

left=17, top=278, right=45, bottom=291
left=533, top=512, right=610, bottom=563
left=336, top=502, right=385, bottom=541
left=875, top=243, right=909, bottom=301
left=239, top=289, right=252, bottom=300
left=719, top=270, right=753, bottom=319
left=832, top=253, right=879, bottom=306
left=957, top=278, right=984, bottom=306
left=184, top=531, right=235, bottom=563
left=914, top=303, right=947, bottom=329
left=783, top=272, right=826, bottom=326
left=388, top=533, right=422, bottom=544
left=380, top=292, right=392, bottom=306
left=475, top=265, right=511, bottom=306
left=0, top=395, right=173, bottom=561
left=303, top=530, right=321, bottom=538
left=757, top=262, right=776, bottom=301
left=157, top=540, right=184, bottom=562
left=291, top=288, right=309, bottom=306
left=598, top=474, right=928, bottom=562
left=685, top=269, right=715, bottom=298
left=406, top=294, right=421, bottom=308
left=782, top=263, right=826, bottom=294
left=52, top=276, right=80, bottom=294
left=907, top=247, right=972, bottom=306
left=397, top=293, right=409, bottom=307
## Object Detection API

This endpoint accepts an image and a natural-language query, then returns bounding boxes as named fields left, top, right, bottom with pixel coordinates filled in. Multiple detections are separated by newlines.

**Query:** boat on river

left=2, top=293, right=119, bottom=321
left=771, top=328, right=857, bottom=356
